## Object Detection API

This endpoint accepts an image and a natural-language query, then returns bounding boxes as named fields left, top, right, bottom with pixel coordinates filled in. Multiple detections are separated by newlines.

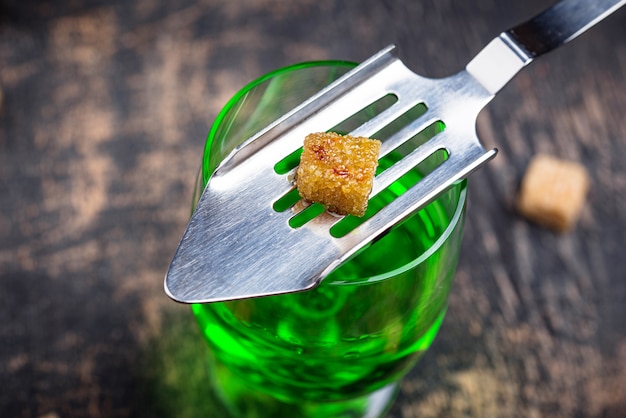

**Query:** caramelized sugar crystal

left=296, top=132, right=381, bottom=217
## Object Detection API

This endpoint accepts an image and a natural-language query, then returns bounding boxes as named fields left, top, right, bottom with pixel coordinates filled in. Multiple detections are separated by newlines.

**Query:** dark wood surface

left=1, top=1, right=625, bottom=417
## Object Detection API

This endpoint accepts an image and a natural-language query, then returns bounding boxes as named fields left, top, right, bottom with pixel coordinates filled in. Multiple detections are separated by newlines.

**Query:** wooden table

left=1, top=1, right=625, bottom=417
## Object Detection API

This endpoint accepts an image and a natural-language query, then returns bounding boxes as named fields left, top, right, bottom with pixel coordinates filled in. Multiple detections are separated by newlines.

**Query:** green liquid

left=192, top=162, right=462, bottom=404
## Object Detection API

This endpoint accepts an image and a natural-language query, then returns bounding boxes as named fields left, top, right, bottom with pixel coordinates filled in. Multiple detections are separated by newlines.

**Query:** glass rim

left=203, top=59, right=358, bottom=183
left=326, top=183, right=466, bottom=286
left=202, top=60, right=467, bottom=286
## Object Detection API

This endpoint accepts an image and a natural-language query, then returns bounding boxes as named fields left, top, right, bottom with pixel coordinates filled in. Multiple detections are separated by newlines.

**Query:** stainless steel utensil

left=165, top=0, right=625, bottom=303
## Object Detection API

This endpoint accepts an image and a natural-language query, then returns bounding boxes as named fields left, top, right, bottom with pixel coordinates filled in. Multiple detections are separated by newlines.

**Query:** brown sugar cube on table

left=296, top=132, right=381, bottom=217
left=516, top=154, right=590, bottom=232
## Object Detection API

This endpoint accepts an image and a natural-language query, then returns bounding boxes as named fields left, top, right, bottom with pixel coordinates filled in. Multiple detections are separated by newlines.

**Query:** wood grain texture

left=1, top=0, right=625, bottom=417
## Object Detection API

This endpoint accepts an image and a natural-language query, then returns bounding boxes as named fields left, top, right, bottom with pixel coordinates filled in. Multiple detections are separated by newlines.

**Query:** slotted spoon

left=165, top=0, right=625, bottom=303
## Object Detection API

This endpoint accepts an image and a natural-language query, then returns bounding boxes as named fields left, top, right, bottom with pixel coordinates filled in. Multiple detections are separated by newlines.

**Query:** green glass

left=191, top=61, right=467, bottom=417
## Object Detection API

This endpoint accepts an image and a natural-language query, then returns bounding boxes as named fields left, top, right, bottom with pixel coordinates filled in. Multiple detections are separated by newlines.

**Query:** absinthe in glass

left=192, top=167, right=462, bottom=403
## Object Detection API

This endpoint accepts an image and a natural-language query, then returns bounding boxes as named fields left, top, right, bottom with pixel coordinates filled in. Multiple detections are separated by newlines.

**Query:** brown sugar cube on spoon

left=516, top=154, right=590, bottom=232
left=296, top=132, right=381, bottom=217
